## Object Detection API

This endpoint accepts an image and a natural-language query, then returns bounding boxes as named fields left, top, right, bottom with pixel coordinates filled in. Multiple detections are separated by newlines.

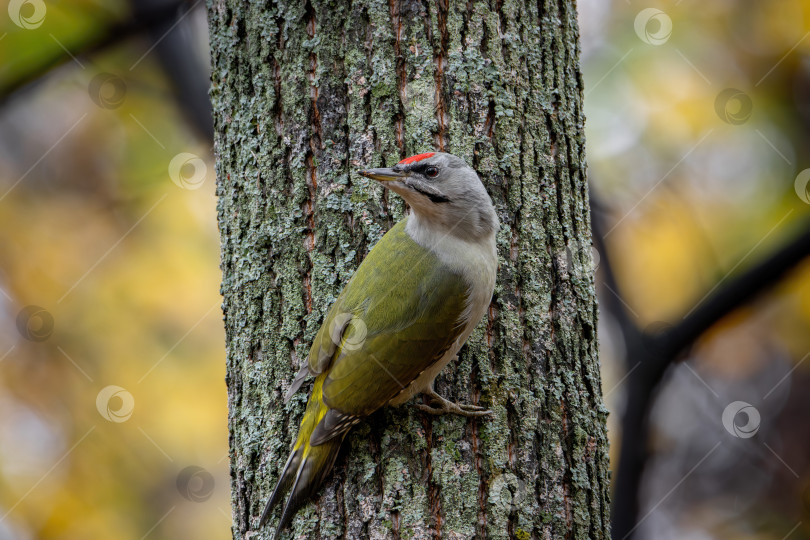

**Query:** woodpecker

left=260, top=152, right=499, bottom=535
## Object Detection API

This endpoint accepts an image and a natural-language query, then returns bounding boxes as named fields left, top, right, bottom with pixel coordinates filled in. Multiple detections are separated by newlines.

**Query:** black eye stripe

left=411, top=185, right=451, bottom=204
left=409, top=163, right=431, bottom=175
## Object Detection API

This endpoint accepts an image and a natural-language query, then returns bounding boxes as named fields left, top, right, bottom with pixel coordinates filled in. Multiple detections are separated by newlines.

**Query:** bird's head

left=360, top=152, right=499, bottom=241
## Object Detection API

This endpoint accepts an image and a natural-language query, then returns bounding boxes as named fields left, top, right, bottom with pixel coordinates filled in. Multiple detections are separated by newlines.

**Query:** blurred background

left=0, top=1, right=808, bottom=539
left=581, top=1, right=810, bottom=539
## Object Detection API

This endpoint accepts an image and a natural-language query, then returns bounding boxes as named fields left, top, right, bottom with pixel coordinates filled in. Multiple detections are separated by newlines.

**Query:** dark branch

left=656, top=223, right=810, bottom=359
left=595, top=197, right=810, bottom=540
left=590, top=198, right=640, bottom=337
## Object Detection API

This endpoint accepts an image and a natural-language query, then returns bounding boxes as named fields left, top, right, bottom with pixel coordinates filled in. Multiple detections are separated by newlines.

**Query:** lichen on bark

left=208, top=0, right=610, bottom=538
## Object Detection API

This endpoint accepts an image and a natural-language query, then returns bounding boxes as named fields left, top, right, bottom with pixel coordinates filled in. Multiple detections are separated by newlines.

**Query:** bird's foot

left=416, top=389, right=492, bottom=418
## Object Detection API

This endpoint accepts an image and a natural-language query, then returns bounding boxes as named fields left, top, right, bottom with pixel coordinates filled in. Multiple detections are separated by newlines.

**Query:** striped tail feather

left=259, top=375, right=347, bottom=537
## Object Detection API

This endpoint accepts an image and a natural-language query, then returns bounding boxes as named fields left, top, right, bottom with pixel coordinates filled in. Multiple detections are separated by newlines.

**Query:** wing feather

left=313, top=219, right=470, bottom=417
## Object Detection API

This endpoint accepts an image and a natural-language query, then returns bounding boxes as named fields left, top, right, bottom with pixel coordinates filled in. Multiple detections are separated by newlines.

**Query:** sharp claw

left=459, top=404, right=486, bottom=411
left=416, top=404, right=443, bottom=415
left=415, top=393, right=493, bottom=418
left=457, top=408, right=493, bottom=418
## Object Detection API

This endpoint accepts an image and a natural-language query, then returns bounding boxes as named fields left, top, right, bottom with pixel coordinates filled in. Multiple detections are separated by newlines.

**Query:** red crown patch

left=398, top=152, right=435, bottom=165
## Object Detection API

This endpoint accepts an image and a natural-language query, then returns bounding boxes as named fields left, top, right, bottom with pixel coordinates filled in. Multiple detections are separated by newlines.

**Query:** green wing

left=308, top=219, right=469, bottom=418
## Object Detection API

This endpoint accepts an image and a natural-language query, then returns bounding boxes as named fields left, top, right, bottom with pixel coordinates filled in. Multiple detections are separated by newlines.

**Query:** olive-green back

left=308, top=219, right=470, bottom=416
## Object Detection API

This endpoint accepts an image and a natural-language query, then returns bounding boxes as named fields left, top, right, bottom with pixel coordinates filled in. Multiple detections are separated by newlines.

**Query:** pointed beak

left=359, top=167, right=406, bottom=182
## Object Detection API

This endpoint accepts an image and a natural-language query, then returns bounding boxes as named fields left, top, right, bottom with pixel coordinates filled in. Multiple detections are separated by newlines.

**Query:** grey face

left=391, top=160, right=449, bottom=204
left=360, top=152, right=499, bottom=241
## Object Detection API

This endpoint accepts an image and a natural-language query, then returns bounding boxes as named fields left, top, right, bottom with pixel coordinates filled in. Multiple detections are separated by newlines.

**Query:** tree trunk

left=208, top=1, right=610, bottom=539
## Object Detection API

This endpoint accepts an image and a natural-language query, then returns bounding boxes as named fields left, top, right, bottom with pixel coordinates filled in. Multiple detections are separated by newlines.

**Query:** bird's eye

left=425, top=166, right=439, bottom=178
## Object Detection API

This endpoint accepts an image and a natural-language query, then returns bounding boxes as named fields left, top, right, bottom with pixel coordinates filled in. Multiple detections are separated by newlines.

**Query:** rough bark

left=208, top=1, right=610, bottom=539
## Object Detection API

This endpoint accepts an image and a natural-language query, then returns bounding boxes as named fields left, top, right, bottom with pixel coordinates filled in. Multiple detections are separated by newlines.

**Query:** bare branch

left=594, top=197, right=810, bottom=540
